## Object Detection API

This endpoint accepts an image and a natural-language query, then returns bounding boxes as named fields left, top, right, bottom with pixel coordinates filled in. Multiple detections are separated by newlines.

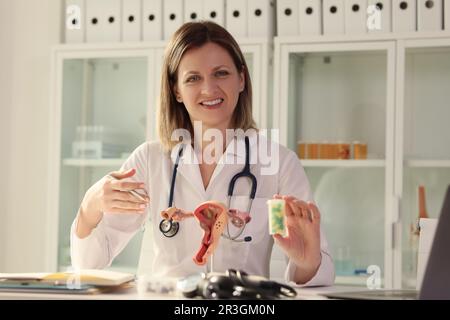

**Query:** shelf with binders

left=396, top=39, right=450, bottom=289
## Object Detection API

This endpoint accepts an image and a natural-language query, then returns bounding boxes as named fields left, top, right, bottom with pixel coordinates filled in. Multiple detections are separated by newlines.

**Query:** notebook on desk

left=0, top=269, right=135, bottom=294
left=324, top=185, right=450, bottom=300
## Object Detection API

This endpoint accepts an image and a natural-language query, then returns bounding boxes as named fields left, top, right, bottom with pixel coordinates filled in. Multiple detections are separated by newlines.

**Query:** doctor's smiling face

left=174, top=42, right=245, bottom=131
left=158, top=21, right=256, bottom=151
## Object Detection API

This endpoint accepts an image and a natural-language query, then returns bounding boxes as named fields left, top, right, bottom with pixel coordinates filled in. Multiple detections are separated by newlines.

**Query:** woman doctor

left=70, top=21, right=335, bottom=286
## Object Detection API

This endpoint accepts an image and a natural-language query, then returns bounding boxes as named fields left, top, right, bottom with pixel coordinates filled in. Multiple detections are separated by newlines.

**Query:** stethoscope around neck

left=159, top=136, right=257, bottom=242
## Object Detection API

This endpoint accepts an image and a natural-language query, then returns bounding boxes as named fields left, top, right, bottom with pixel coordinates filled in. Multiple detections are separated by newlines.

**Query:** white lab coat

left=70, top=133, right=335, bottom=286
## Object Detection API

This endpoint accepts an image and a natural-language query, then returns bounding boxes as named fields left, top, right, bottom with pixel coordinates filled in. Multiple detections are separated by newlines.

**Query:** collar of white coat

left=169, top=130, right=259, bottom=165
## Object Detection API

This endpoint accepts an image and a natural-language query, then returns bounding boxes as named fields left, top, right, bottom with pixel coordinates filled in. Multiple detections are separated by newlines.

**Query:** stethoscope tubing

left=160, top=136, right=257, bottom=242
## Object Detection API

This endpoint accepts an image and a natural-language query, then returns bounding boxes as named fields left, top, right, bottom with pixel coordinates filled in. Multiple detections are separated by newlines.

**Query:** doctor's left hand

left=272, top=194, right=322, bottom=284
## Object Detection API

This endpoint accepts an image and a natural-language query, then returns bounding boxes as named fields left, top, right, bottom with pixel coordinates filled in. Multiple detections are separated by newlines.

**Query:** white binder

left=65, top=0, right=85, bottom=43
left=122, top=0, right=141, bottom=42
left=367, top=0, right=392, bottom=33
left=345, top=0, right=367, bottom=34
left=392, top=0, right=416, bottom=33
left=86, top=0, right=121, bottom=42
left=323, top=0, right=345, bottom=35
left=184, top=0, right=203, bottom=22
left=277, top=0, right=299, bottom=36
left=142, top=0, right=162, bottom=41
left=417, top=0, right=443, bottom=32
left=164, top=0, right=184, bottom=40
left=248, top=0, right=275, bottom=37
left=299, top=0, right=322, bottom=36
left=446, top=0, right=450, bottom=30
left=203, top=0, right=225, bottom=26
left=226, top=0, right=248, bottom=39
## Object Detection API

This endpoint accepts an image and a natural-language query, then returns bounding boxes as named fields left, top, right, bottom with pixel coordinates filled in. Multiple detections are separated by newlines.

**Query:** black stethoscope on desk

left=159, top=136, right=257, bottom=242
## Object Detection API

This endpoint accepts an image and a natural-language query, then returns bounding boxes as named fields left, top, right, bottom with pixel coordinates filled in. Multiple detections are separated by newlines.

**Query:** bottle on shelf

left=406, top=185, right=429, bottom=287
left=352, top=141, right=368, bottom=159
left=411, top=185, right=429, bottom=236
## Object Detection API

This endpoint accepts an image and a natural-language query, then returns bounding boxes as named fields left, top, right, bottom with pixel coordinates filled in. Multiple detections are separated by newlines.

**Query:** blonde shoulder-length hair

left=157, top=21, right=257, bottom=151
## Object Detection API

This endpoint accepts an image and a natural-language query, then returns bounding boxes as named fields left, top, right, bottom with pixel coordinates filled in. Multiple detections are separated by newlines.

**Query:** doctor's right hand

left=76, top=168, right=149, bottom=238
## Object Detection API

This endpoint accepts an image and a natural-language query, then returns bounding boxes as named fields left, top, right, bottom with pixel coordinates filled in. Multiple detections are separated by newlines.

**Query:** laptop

left=325, top=185, right=450, bottom=300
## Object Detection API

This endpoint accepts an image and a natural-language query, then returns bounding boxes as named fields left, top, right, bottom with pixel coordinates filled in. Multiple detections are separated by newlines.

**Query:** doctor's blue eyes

left=184, top=70, right=230, bottom=83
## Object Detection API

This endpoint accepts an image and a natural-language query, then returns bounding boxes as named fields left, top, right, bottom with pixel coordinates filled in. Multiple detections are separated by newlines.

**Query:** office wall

left=0, top=0, right=61, bottom=272
left=0, top=0, right=13, bottom=272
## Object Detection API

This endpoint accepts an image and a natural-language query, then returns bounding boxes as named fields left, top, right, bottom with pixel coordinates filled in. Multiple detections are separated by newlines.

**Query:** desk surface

left=0, top=284, right=366, bottom=300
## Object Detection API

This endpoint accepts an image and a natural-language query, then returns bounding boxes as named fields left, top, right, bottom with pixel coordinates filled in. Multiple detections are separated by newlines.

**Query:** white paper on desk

left=1, top=269, right=135, bottom=286
left=43, top=269, right=135, bottom=286
left=0, top=273, right=50, bottom=281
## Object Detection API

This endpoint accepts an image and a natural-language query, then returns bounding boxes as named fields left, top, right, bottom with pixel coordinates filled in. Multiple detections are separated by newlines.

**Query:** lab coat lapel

left=208, top=133, right=258, bottom=191
left=172, top=144, right=206, bottom=199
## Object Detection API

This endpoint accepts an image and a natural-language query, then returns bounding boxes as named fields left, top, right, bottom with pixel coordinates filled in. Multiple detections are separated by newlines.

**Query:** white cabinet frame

left=393, top=37, right=450, bottom=288
left=273, top=39, right=396, bottom=288
left=47, top=43, right=162, bottom=272
left=274, top=32, right=450, bottom=289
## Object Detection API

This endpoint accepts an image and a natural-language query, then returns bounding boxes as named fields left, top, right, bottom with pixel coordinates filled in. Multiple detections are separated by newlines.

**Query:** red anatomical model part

left=193, top=201, right=228, bottom=265
left=160, top=207, right=194, bottom=221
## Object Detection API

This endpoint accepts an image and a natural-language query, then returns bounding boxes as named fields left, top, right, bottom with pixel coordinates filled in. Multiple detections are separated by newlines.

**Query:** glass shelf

left=403, top=46, right=450, bottom=161
left=405, top=160, right=450, bottom=168
left=400, top=43, right=450, bottom=289
left=285, top=49, right=388, bottom=155
left=300, top=159, right=385, bottom=168
left=63, top=158, right=127, bottom=167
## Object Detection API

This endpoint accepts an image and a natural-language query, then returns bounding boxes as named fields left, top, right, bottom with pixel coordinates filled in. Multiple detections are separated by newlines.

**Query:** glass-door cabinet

left=273, top=40, right=396, bottom=287
left=48, top=44, right=162, bottom=273
left=395, top=38, right=450, bottom=289
left=48, top=40, right=272, bottom=275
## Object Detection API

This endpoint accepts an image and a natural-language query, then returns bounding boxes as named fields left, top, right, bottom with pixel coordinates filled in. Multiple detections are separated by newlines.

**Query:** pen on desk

left=106, top=174, right=147, bottom=202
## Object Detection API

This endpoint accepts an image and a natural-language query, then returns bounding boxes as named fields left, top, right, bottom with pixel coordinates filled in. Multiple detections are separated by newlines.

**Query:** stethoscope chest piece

left=159, top=219, right=179, bottom=238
